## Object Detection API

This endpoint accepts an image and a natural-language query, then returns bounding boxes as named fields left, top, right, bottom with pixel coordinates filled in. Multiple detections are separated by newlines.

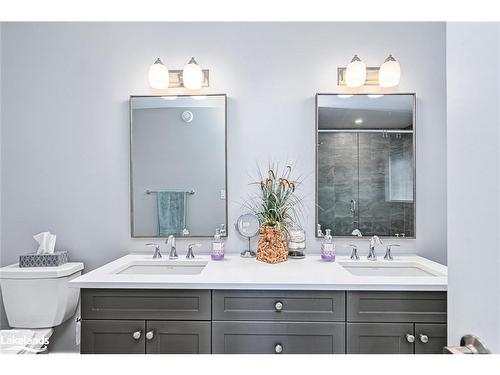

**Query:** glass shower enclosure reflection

left=316, top=94, right=415, bottom=238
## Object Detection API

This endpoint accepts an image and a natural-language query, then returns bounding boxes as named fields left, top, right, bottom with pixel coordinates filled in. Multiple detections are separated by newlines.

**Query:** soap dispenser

left=211, top=228, right=225, bottom=261
left=320, top=229, right=335, bottom=262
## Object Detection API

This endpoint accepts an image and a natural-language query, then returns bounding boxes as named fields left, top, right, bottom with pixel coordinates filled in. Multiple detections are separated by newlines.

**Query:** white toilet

left=0, top=262, right=83, bottom=354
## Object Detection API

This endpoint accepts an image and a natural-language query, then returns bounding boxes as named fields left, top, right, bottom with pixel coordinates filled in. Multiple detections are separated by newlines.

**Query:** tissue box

left=19, top=251, right=69, bottom=268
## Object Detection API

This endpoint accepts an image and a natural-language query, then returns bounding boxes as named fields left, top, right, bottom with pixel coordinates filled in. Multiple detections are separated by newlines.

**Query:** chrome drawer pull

left=132, top=330, right=142, bottom=340
left=146, top=330, right=155, bottom=340
left=419, top=334, right=429, bottom=344
left=275, top=301, right=283, bottom=311
left=405, top=333, right=415, bottom=343
left=274, top=344, right=283, bottom=353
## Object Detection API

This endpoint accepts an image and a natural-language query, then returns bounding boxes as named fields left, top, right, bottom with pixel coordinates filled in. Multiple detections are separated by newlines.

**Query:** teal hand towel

left=157, top=191, right=185, bottom=236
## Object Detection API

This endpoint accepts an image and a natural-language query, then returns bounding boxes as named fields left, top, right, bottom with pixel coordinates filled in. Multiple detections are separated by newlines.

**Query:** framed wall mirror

left=315, top=93, right=416, bottom=238
left=130, top=94, right=227, bottom=238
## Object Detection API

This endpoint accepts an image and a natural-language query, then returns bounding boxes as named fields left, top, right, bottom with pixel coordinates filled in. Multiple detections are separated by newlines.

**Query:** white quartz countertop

left=70, top=254, right=447, bottom=291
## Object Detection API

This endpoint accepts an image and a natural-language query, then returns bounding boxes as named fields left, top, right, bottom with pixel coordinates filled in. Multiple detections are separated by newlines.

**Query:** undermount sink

left=338, top=261, right=444, bottom=277
left=115, top=260, right=208, bottom=275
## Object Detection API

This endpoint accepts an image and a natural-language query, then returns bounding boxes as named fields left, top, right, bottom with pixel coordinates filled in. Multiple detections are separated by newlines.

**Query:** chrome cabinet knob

left=419, top=334, right=429, bottom=344
left=132, top=331, right=141, bottom=340
left=406, top=333, right=415, bottom=343
left=275, top=301, right=283, bottom=311
left=146, top=330, right=154, bottom=340
left=274, top=344, right=283, bottom=353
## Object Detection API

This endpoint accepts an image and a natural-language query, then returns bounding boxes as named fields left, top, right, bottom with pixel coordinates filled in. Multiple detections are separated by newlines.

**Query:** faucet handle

left=384, top=244, right=400, bottom=261
left=345, top=244, right=360, bottom=260
left=146, top=243, right=162, bottom=259
left=186, top=243, right=202, bottom=259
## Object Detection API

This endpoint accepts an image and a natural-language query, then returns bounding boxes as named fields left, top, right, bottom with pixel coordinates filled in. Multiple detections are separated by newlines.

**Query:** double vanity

left=67, top=92, right=446, bottom=354
left=71, top=254, right=447, bottom=354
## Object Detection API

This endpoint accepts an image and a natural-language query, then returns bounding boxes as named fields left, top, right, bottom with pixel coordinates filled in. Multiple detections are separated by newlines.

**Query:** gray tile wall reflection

left=318, top=132, right=414, bottom=237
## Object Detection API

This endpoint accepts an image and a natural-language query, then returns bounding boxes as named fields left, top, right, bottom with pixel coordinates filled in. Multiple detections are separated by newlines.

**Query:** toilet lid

left=0, top=262, right=83, bottom=279
left=0, top=328, right=53, bottom=354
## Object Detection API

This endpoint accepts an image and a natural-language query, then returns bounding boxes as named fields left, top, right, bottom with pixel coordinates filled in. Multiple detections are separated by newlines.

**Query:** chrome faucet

left=146, top=243, right=162, bottom=259
left=186, top=243, right=201, bottom=259
left=367, top=235, right=383, bottom=261
left=166, top=235, right=178, bottom=259
left=384, top=244, right=400, bottom=261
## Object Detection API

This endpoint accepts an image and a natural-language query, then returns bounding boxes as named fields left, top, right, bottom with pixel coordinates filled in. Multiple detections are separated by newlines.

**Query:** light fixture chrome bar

left=337, top=66, right=380, bottom=86
left=168, top=70, right=209, bottom=88
left=146, top=189, right=195, bottom=195
left=318, top=129, right=413, bottom=134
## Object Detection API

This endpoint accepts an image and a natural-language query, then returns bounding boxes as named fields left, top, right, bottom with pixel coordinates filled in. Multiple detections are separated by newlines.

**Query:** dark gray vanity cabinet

left=346, top=291, right=447, bottom=354
left=80, top=289, right=447, bottom=354
left=80, top=289, right=211, bottom=354
left=211, top=290, right=346, bottom=354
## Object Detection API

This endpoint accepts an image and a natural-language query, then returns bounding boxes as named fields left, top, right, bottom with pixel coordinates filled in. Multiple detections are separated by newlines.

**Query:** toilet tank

left=0, top=263, right=84, bottom=328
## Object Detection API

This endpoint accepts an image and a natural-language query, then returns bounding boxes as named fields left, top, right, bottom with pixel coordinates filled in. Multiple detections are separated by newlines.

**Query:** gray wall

left=132, top=106, right=225, bottom=236
left=0, top=22, right=447, bottom=351
left=447, top=23, right=500, bottom=353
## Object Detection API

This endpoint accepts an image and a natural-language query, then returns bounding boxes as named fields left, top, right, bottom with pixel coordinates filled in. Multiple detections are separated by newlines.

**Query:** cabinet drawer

left=347, top=291, right=447, bottom=323
left=347, top=322, right=414, bottom=354
left=81, top=320, right=146, bottom=354
left=81, top=289, right=211, bottom=320
left=212, top=321, right=345, bottom=354
left=213, top=290, right=345, bottom=322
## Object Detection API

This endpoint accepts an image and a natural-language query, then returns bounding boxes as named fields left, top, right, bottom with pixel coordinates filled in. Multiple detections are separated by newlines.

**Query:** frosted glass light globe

left=379, top=55, right=401, bottom=87
left=148, top=58, right=169, bottom=89
left=345, top=55, right=367, bottom=87
left=182, top=57, right=204, bottom=90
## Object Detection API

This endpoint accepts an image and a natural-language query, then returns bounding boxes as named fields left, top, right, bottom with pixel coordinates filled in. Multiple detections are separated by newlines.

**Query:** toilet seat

left=0, top=328, right=53, bottom=354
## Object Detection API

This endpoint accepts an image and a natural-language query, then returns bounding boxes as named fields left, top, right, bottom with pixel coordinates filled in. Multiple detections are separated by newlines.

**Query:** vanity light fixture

left=378, top=54, right=401, bottom=87
left=148, top=57, right=210, bottom=90
left=182, top=57, right=204, bottom=90
left=148, top=58, right=170, bottom=90
left=337, top=54, right=401, bottom=87
left=354, top=118, right=363, bottom=125
left=344, top=55, right=367, bottom=87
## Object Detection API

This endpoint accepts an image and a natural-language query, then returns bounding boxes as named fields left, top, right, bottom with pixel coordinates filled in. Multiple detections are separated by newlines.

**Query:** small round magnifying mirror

left=235, top=213, right=260, bottom=258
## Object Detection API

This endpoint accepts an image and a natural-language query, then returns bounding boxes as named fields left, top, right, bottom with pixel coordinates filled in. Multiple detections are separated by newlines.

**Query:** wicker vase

left=256, top=225, right=288, bottom=264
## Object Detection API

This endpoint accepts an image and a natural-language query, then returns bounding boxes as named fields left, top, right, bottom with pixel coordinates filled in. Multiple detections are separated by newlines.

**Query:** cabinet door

left=212, top=321, right=345, bottom=354
left=347, top=323, right=414, bottom=354
left=81, top=320, right=145, bottom=354
left=415, top=323, right=447, bottom=354
left=146, top=321, right=211, bottom=354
